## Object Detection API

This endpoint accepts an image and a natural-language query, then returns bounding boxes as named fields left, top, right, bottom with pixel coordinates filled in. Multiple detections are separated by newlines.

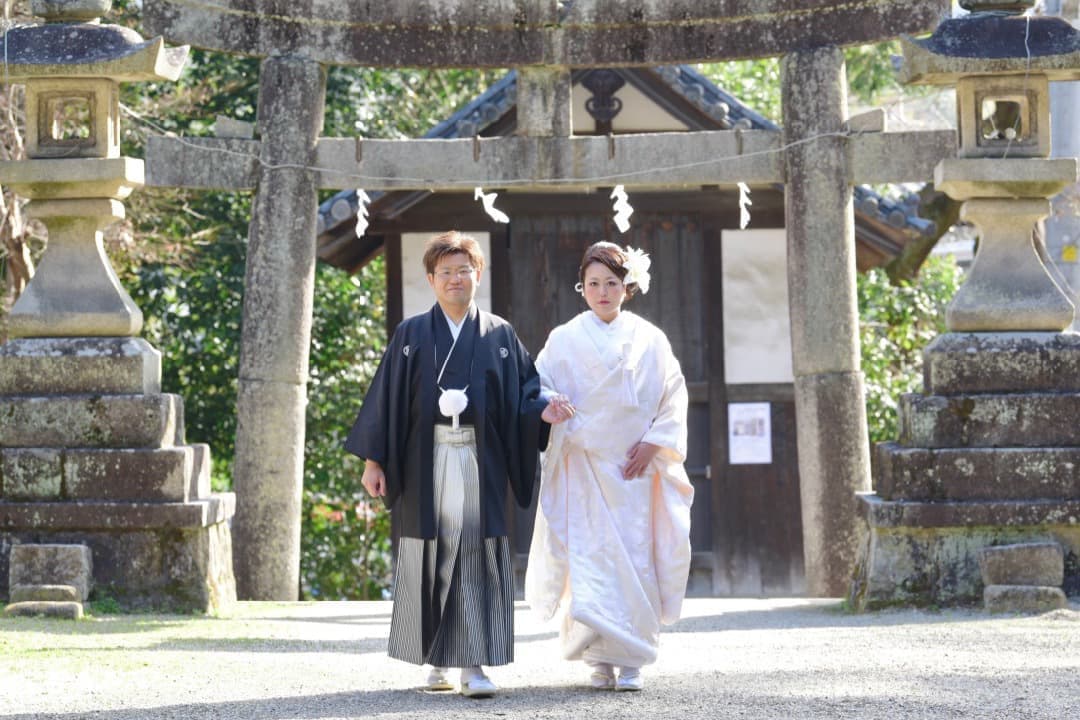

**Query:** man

left=345, top=231, right=570, bottom=698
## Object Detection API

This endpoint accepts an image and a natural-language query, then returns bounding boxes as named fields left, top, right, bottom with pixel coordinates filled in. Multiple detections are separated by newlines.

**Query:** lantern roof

left=899, top=12, right=1080, bottom=85
left=0, top=20, right=187, bottom=83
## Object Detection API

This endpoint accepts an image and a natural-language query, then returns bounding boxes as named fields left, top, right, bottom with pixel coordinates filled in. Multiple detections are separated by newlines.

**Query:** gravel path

left=2, top=598, right=1078, bottom=719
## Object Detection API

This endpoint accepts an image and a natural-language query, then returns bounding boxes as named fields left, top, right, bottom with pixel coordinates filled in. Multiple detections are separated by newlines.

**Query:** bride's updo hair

left=578, top=242, right=638, bottom=300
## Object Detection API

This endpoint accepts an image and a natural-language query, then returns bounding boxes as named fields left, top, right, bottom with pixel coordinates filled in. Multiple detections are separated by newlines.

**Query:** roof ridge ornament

left=31, top=0, right=112, bottom=23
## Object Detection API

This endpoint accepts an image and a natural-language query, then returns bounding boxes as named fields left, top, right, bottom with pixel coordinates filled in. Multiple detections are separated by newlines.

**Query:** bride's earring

left=574, top=281, right=584, bottom=294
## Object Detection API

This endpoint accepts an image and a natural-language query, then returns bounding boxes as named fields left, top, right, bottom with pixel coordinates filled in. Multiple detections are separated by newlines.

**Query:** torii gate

left=142, top=0, right=955, bottom=600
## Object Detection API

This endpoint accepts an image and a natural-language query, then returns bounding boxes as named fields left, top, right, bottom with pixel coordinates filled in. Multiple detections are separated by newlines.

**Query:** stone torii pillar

left=142, top=0, right=952, bottom=599
left=232, top=57, right=327, bottom=600
left=782, top=48, right=871, bottom=597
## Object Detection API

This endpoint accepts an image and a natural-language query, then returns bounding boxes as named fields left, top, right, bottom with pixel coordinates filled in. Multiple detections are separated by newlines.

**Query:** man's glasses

left=434, top=267, right=476, bottom=280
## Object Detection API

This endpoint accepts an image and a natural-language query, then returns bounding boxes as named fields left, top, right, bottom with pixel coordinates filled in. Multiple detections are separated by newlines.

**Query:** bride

left=525, top=241, right=694, bottom=692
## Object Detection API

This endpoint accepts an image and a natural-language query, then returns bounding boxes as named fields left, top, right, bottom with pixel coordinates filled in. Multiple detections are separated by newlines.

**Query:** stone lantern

left=900, top=0, right=1080, bottom=331
left=0, top=1, right=236, bottom=614
left=852, top=0, right=1080, bottom=611
left=1, top=0, right=190, bottom=337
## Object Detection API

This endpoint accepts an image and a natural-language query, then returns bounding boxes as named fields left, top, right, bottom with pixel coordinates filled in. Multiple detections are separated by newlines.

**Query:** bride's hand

left=541, top=394, right=575, bottom=425
left=623, top=441, right=661, bottom=479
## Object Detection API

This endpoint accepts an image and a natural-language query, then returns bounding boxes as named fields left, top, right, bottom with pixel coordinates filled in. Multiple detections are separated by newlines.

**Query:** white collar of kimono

left=436, top=304, right=475, bottom=386
left=436, top=305, right=473, bottom=421
left=440, top=304, right=474, bottom=342
left=587, top=308, right=630, bottom=333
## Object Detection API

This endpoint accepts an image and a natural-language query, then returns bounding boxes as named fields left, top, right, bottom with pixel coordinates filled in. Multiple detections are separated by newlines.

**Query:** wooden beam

left=317, top=132, right=786, bottom=189
left=147, top=129, right=957, bottom=192
left=144, top=0, right=950, bottom=68
left=848, top=129, right=957, bottom=184
left=147, top=131, right=784, bottom=190
left=145, top=136, right=260, bottom=190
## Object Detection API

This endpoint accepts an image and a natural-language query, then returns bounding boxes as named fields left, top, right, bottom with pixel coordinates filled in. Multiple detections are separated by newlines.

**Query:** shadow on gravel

left=143, top=637, right=390, bottom=654
left=513, top=629, right=560, bottom=643
left=665, top=606, right=998, bottom=633
left=256, top=613, right=394, bottom=625
left=4, top=666, right=1075, bottom=720
left=9, top=636, right=391, bottom=656
left=0, top=684, right=654, bottom=720
left=1, top=617, right=190, bottom=636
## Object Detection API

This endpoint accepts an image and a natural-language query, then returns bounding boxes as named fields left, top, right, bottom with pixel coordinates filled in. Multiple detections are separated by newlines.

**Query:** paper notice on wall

left=728, top=402, right=772, bottom=465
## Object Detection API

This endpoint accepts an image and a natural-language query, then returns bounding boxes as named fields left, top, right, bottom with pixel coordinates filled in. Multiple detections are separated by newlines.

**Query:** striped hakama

left=387, top=425, right=515, bottom=667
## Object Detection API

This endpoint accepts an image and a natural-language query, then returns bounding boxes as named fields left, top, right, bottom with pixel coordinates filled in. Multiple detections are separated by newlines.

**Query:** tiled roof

left=318, top=66, right=935, bottom=244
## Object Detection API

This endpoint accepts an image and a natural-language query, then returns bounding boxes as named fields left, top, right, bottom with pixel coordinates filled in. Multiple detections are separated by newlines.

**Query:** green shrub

left=859, top=254, right=963, bottom=445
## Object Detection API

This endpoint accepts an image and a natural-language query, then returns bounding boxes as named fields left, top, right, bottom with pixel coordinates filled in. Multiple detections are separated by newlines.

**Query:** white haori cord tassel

left=439, top=388, right=469, bottom=429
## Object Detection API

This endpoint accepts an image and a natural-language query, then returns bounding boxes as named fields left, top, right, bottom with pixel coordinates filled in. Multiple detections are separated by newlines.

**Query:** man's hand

left=623, top=441, right=661, bottom=480
left=541, top=394, right=575, bottom=425
left=361, top=460, right=387, bottom=497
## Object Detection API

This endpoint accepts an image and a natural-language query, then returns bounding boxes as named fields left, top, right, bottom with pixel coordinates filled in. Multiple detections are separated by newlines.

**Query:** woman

left=525, top=241, right=695, bottom=692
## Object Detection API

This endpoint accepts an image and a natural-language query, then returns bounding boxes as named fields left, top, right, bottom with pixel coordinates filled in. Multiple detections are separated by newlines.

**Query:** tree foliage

left=700, top=41, right=914, bottom=123
left=859, top=255, right=962, bottom=445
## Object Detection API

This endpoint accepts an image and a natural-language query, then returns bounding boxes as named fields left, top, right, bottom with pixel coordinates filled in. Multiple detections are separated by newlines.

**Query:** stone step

left=9, top=543, right=92, bottom=601
left=859, top=492, right=1080, bottom=529
left=898, top=391, right=1080, bottom=448
left=978, top=542, right=1064, bottom=587
left=1, top=446, right=208, bottom=502
left=874, top=443, right=1080, bottom=501
left=0, top=337, right=161, bottom=395
left=0, top=494, right=235, bottom=531
left=923, top=332, right=1080, bottom=395
left=9, top=583, right=80, bottom=602
left=984, top=585, right=1067, bottom=614
left=66, top=447, right=196, bottom=502
left=853, top=514, right=1080, bottom=609
left=3, top=600, right=83, bottom=619
left=0, top=394, right=183, bottom=449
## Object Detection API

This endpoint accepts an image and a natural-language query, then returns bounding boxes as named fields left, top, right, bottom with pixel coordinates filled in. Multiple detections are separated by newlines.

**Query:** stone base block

left=899, top=391, right=1080, bottom=448
left=862, top=494, right=1080, bottom=528
left=874, top=443, right=1080, bottom=501
left=850, top=495, right=1080, bottom=610
left=0, top=495, right=234, bottom=530
left=3, top=600, right=83, bottom=619
left=0, top=337, right=161, bottom=395
left=1, top=445, right=211, bottom=503
left=1, top=448, right=62, bottom=500
left=9, top=543, right=92, bottom=601
left=0, top=495, right=236, bottom=613
left=10, top=583, right=79, bottom=602
left=0, top=394, right=183, bottom=449
left=984, top=585, right=1067, bottom=614
left=924, top=332, right=1080, bottom=395
left=979, top=542, right=1064, bottom=587
left=64, top=447, right=195, bottom=502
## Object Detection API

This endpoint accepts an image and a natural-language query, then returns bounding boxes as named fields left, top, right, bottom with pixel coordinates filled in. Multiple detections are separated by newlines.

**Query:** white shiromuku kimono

left=525, top=309, right=695, bottom=668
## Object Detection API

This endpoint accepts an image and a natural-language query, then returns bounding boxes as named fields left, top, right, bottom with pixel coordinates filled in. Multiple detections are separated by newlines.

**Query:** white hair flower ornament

left=622, top=246, right=651, bottom=294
